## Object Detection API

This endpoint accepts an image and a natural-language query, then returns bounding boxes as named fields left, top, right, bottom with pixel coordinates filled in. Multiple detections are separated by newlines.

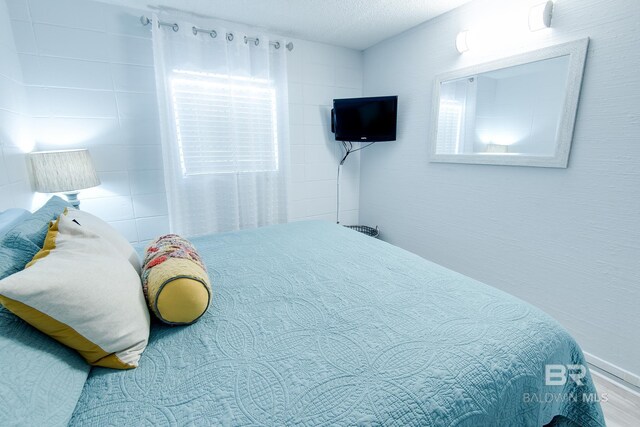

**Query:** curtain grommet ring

left=193, top=27, right=217, bottom=38
left=227, top=32, right=234, bottom=42
left=172, top=23, right=179, bottom=32
left=244, top=36, right=260, bottom=46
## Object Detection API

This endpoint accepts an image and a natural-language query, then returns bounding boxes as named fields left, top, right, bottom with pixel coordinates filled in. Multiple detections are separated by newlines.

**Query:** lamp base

left=63, top=192, right=81, bottom=209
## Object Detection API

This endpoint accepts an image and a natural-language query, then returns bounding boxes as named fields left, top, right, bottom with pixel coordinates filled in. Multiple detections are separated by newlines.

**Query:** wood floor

left=592, top=371, right=640, bottom=426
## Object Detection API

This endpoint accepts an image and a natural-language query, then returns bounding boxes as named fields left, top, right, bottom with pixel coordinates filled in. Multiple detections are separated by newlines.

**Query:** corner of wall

left=0, top=0, right=34, bottom=210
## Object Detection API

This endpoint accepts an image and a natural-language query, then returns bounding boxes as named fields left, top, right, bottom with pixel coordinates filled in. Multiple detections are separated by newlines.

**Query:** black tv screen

left=332, top=96, right=397, bottom=142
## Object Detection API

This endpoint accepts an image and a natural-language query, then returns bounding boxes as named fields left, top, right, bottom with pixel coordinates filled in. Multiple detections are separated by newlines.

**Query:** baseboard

left=591, top=369, right=640, bottom=400
left=584, top=351, right=640, bottom=389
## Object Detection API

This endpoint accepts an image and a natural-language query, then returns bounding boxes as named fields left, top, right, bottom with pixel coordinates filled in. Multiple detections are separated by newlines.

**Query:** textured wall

left=287, top=40, right=363, bottom=225
left=360, top=0, right=640, bottom=378
left=0, top=0, right=31, bottom=210
left=6, top=0, right=169, bottom=241
left=5, top=0, right=362, bottom=241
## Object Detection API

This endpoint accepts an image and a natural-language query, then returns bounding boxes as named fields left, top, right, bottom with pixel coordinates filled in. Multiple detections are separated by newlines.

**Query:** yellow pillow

left=142, top=235, right=211, bottom=325
left=0, top=213, right=150, bottom=369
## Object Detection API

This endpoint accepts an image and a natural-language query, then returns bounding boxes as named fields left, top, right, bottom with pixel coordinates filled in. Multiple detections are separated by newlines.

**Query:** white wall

left=5, top=0, right=362, bottom=241
left=7, top=0, right=166, bottom=242
left=287, top=40, right=363, bottom=225
left=360, top=0, right=640, bottom=378
left=0, top=0, right=32, bottom=210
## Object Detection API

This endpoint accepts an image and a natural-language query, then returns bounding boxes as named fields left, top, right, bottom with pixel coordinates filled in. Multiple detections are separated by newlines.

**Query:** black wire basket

left=344, top=225, right=379, bottom=238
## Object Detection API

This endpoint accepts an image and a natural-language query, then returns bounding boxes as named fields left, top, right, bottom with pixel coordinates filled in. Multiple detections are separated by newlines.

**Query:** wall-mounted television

left=331, top=96, right=398, bottom=142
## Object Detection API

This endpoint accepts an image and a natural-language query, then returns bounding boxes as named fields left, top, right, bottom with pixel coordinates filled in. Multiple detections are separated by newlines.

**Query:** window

left=170, top=70, right=279, bottom=176
left=435, top=100, right=463, bottom=154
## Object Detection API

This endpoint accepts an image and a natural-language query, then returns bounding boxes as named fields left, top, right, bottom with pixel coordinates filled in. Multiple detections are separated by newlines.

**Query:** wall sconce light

left=529, top=1, right=554, bottom=31
left=456, top=30, right=470, bottom=53
left=456, top=1, right=553, bottom=52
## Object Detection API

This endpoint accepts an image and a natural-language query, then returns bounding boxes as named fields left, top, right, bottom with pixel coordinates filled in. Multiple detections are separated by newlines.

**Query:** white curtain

left=152, top=14, right=289, bottom=236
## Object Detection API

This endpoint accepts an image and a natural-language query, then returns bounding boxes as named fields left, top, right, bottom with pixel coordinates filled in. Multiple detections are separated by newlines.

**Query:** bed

left=0, top=208, right=605, bottom=426
left=60, top=221, right=604, bottom=426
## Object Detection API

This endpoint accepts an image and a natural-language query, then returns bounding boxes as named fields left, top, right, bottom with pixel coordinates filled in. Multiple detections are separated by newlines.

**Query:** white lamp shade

left=29, top=149, right=100, bottom=193
left=456, top=30, right=470, bottom=53
left=529, top=1, right=554, bottom=31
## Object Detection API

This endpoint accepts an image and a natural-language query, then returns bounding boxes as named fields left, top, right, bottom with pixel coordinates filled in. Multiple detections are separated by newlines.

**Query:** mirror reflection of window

left=436, top=76, right=475, bottom=154
left=436, top=100, right=463, bottom=154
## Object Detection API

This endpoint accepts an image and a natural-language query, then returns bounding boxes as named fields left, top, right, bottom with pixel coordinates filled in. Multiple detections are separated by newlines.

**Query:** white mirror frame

left=428, top=38, right=590, bottom=168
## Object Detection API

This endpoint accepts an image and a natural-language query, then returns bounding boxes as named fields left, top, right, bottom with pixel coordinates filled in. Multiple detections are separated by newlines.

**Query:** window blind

left=436, top=100, right=463, bottom=155
left=170, top=70, right=279, bottom=176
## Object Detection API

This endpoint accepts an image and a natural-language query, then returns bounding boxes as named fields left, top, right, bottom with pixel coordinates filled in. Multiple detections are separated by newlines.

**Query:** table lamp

left=29, top=149, right=100, bottom=209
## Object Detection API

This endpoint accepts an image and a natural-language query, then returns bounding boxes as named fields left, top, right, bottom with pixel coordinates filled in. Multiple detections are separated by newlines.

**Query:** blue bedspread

left=70, top=221, right=604, bottom=426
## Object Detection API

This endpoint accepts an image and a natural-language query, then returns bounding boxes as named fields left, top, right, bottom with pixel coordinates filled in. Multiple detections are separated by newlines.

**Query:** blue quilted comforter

left=70, top=221, right=604, bottom=426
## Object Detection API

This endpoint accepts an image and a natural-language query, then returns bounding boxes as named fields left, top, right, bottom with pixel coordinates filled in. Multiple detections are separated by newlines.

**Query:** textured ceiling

left=96, top=0, right=474, bottom=50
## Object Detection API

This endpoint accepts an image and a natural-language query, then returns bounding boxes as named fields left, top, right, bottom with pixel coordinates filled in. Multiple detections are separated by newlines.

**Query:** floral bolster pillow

left=142, top=234, right=211, bottom=325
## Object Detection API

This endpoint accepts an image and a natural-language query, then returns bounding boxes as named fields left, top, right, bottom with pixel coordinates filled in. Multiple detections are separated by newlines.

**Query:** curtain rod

left=140, top=15, right=294, bottom=51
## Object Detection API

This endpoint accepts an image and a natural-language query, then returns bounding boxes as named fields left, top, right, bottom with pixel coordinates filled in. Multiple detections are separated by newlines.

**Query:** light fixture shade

left=29, top=149, right=100, bottom=193
left=456, top=30, right=470, bottom=53
left=529, top=1, right=554, bottom=31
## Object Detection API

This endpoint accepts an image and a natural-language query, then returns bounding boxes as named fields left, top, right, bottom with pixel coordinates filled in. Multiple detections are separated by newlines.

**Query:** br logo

left=545, top=364, right=587, bottom=386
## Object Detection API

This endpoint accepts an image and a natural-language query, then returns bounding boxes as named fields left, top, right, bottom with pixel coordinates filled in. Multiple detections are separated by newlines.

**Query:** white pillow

left=64, top=209, right=141, bottom=275
left=0, top=213, right=150, bottom=369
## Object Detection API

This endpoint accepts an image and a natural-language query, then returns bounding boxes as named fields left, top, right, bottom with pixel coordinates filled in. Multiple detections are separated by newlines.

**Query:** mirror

left=429, top=38, right=589, bottom=168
